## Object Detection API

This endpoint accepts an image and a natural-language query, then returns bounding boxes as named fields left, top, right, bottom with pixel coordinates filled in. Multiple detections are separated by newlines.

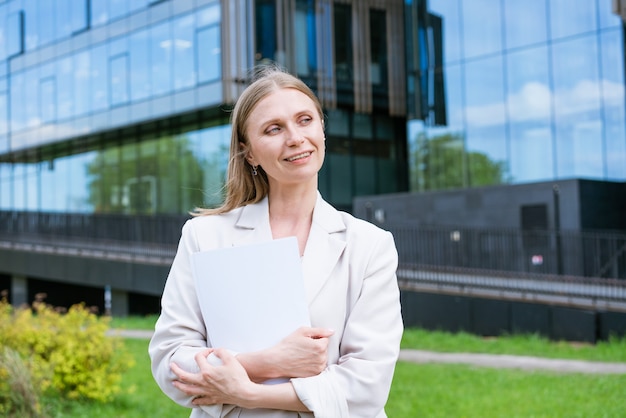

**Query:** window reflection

left=503, top=0, right=548, bottom=49
left=130, top=29, right=151, bottom=101
left=23, top=0, right=39, bottom=50
left=0, top=162, right=9, bottom=209
left=57, top=57, right=74, bottom=120
left=110, top=54, right=130, bottom=106
left=464, top=55, right=508, bottom=186
left=187, top=125, right=231, bottom=209
left=70, top=0, right=89, bottom=34
left=9, top=73, right=25, bottom=131
left=462, top=0, right=502, bottom=58
left=598, top=0, right=622, bottom=29
left=91, top=45, right=109, bottom=112
left=25, top=158, right=38, bottom=211
left=109, top=0, right=130, bottom=22
left=70, top=151, right=97, bottom=212
left=91, top=0, right=109, bottom=27
left=0, top=91, right=7, bottom=139
left=151, top=21, right=173, bottom=96
left=73, top=51, right=91, bottom=117
left=197, top=26, right=221, bottom=84
left=600, top=30, right=626, bottom=179
left=41, top=155, right=62, bottom=212
left=506, top=47, right=553, bottom=182
left=5, top=11, right=25, bottom=58
left=552, top=36, right=603, bottom=178
left=173, top=15, right=196, bottom=90
left=49, top=123, right=229, bottom=215
left=24, top=68, right=39, bottom=129
left=39, top=77, right=57, bottom=123
left=428, top=0, right=461, bottom=64
left=549, top=0, right=597, bottom=40
left=38, top=0, right=55, bottom=46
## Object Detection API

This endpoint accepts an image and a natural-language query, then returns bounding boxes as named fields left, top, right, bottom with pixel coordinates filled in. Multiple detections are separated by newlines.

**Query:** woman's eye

left=299, top=116, right=312, bottom=125
left=266, top=126, right=281, bottom=135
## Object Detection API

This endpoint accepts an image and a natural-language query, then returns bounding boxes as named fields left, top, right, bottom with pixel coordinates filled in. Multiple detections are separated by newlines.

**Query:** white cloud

left=465, top=79, right=625, bottom=127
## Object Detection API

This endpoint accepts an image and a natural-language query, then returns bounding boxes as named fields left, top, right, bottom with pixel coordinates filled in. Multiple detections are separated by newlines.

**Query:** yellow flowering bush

left=0, top=297, right=134, bottom=404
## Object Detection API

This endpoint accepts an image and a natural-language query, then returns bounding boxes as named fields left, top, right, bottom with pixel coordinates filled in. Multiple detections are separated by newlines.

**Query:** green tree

left=410, top=131, right=508, bottom=192
left=86, top=135, right=207, bottom=214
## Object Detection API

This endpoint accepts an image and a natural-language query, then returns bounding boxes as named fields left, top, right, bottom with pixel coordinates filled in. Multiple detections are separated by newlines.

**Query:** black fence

left=2, top=211, right=626, bottom=281
left=0, top=210, right=189, bottom=245
left=388, top=224, right=626, bottom=280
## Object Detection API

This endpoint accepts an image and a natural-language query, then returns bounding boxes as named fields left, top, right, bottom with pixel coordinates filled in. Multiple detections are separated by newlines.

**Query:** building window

left=71, top=0, right=89, bottom=34
left=197, top=25, right=221, bottom=84
left=369, top=9, right=388, bottom=108
left=197, top=3, right=222, bottom=84
left=294, top=0, right=317, bottom=80
left=7, top=11, right=24, bottom=58
left=110, top=54, right=130, bottom=106
left=255, top=0, right=277, bottom=64
left=334, top=3, right=352, bottom=85
left=39, top=77, right=57, bottom=123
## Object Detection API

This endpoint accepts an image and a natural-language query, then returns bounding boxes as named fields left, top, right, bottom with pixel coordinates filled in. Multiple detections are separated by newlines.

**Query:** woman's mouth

left=285, top=152, right=312, bottom=162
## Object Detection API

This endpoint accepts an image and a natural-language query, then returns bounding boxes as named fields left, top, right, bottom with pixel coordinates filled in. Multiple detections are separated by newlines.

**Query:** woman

left=149, top=66, right=403, bottom=417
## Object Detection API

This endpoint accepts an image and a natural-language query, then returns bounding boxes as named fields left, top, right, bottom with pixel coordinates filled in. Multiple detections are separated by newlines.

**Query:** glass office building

left=407, top=0, right=625, bottom=191
left=0, top=0, right=624, bottom=313
left=0, top=0, right=408, bottom=217
left=0, top=0, right=409, bottom=312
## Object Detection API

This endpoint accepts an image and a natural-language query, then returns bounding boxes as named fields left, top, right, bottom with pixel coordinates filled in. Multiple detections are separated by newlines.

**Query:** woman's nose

left=285, top=125, right=305, bottom=146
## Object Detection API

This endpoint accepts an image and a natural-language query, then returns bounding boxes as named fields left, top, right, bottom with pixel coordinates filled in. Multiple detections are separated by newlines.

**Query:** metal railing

left=387, top=224, right=626, bottom=280
left=2, top=211, right=626, bottom=307
left=0, top=211, right=188, bottom=245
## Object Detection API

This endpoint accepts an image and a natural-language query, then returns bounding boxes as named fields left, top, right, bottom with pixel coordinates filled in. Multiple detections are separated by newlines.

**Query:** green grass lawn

left=388, top=361, right=626, bottom=418
left=45, top=319, right=625, bottom=417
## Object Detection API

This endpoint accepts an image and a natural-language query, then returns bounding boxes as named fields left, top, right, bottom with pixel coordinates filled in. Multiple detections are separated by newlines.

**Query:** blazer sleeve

left=291, top=230, right=404, bottom=418
left=148, top=220, right=236, bottom=417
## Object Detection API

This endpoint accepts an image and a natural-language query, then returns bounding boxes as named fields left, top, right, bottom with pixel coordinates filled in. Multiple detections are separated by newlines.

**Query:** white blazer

left=149, top=193, right=404, bottom=418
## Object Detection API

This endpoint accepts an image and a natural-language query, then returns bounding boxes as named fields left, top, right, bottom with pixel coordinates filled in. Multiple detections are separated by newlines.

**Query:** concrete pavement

left=397, top=349, right=626, bottom=374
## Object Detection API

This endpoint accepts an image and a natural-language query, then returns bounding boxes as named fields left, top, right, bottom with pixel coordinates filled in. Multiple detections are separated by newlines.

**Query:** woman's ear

left=239, top=142, right=255, bottom=165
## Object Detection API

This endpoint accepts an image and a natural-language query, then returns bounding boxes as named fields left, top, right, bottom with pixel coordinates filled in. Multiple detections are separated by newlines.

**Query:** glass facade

left=1, top=0, right=408, bottom=216
left=407, top=0, right=626, bottom=192
left=1, top=0, right=229, bottom=215
left=2, top=0, right=622, bottom=216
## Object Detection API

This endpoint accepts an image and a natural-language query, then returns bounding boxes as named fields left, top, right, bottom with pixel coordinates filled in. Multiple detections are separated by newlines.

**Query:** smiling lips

left=285, top=151, right=312, bottom=162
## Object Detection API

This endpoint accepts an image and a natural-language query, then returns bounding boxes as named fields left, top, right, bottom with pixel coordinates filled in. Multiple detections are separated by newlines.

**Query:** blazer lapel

left=232, top=197, right=273, bottom=247
left=301, top=194, right=347, bottom=305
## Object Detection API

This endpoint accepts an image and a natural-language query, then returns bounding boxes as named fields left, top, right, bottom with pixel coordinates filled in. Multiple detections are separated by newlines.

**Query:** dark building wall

left=401, top=290, right=625, bottom=343
left=354, top=179, right=626, bottom=233
left=0, top=248, right=169, bottom=298
left=579, top=180, right=626, bottom=230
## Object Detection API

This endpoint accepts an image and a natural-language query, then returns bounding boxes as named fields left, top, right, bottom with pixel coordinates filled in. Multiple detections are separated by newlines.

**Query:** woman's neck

left=267, top=186, right=317, bottom=255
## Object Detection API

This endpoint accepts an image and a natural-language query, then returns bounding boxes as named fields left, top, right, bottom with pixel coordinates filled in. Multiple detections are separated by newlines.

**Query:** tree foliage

left=410, top=131, right=509, bottom=191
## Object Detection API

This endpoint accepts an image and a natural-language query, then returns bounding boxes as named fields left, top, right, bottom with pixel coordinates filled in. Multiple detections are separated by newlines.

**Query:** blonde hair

left=193, top=65, right=324, bottom=216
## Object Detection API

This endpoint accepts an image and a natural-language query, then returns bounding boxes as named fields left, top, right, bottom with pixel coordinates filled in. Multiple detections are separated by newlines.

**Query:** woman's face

left=243, top=88, right=325, bottom=190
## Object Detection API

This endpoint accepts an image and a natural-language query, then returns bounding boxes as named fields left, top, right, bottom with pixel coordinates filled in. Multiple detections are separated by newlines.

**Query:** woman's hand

left=238, top=326, right=334, bottom=382
left=171, top=348, right=256, bottom=408
left=171, top=348, right=310, bottom=412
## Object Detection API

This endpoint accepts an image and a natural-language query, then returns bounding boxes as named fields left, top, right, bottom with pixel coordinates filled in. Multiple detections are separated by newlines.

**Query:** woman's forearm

left=226, top=381, right=309, bottom=412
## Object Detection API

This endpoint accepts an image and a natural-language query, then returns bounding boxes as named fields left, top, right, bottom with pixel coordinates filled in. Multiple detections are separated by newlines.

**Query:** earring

left=252, top=165, right=258, bottom=176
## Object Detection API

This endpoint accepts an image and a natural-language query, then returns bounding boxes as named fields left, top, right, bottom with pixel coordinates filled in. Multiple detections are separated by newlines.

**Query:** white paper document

left=191, top=237, right=310, bottom=355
